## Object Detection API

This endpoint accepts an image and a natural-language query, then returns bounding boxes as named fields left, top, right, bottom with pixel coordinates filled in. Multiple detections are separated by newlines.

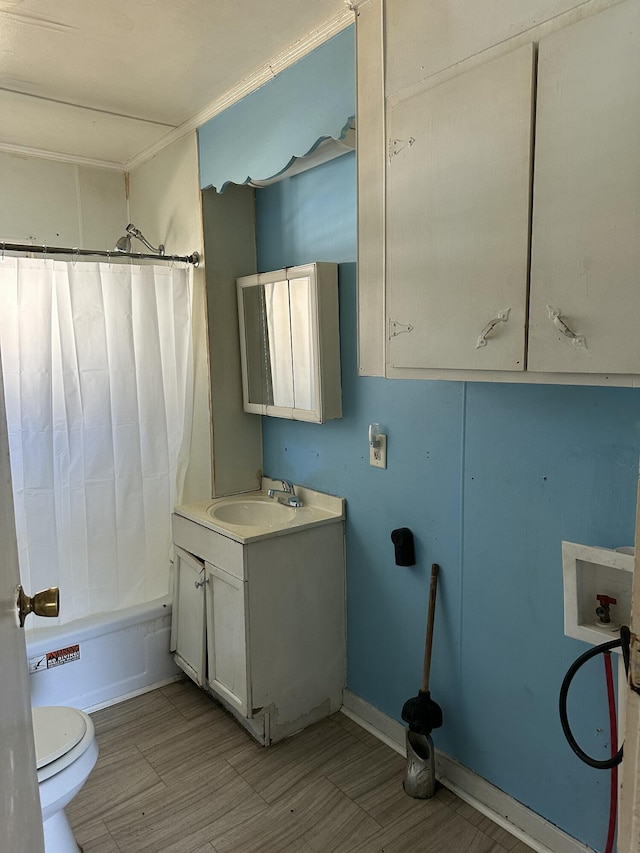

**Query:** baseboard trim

left=341, top=690, right=595, bottom=853
left=84, top=675, right=184, bottom=714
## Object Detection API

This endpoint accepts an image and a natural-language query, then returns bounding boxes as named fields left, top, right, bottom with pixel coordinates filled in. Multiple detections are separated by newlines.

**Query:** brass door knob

left=17, top=585, right=60, bottom=627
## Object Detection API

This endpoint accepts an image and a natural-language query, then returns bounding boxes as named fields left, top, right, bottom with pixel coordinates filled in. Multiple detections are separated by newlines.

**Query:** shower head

left=114, top=223, right=165, bottom=256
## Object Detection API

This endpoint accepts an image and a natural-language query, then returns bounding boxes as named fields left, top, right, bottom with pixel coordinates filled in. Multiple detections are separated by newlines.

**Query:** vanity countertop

left=174, top=478, right=345, bottom=544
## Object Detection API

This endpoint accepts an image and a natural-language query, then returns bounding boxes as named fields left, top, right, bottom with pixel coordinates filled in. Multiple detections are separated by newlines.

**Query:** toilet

left=33, top=706, right=99, bottom=853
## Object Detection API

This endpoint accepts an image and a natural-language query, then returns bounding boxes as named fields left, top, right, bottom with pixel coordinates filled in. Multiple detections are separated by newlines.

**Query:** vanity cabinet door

left=205, top=561, right=248, bottom=716
left=528, top=0, right=640, bottom=374
left=386, top=44, right=534, bottom=371
left=170, top=547, right=207, bottom=687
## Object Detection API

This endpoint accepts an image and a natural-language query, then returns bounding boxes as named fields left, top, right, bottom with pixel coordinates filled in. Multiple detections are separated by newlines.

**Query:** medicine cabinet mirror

left=237, top=262, right=342, bottom=423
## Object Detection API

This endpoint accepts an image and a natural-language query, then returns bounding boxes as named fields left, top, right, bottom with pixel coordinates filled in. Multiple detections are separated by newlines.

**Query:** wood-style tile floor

left=68, top=680, right=535, bottom=853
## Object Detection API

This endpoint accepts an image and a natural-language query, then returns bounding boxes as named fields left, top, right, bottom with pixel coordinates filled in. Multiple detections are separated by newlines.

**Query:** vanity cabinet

left=237, top=262, right=342, bottom=422
left=170, top=490, right=346, bottom=745
left=377, top=0, right=640, bottom=382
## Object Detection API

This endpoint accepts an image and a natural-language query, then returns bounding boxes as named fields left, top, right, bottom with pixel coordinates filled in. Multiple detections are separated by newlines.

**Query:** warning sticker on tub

left=29, top=645, right=80, bottom=673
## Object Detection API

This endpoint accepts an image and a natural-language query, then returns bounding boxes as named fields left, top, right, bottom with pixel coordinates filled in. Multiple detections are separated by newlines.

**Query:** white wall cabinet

left=171, top=501, right=346, bottom=745
left=359, top=0, right=640, bottom=384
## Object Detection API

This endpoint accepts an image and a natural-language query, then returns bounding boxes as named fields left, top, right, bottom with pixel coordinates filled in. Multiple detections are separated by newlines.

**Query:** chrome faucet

left=267, top=479, right=303, bottom=507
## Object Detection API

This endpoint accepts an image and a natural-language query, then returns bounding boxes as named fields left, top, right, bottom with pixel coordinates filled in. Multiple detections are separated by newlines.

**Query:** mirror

left=237, top=263, right=342, bottom=423
left=241, top=277, right=313, bottom=410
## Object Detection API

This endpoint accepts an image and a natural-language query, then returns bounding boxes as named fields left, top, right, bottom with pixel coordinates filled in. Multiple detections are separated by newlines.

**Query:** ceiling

left=0, top=0, right=352, bottom=169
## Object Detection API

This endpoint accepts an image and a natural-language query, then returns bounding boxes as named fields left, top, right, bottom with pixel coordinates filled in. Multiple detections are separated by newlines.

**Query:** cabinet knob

left=476, top=308, right=511, bottom=348
left=546, top=305, right=587, bottom=349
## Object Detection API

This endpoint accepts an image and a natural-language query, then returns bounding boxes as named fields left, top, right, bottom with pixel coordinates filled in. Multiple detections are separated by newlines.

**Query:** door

left=170, top=546, right=206, bottom=687
left=205, top=562, right=248, bottom=716
left=528, top=0, right=640, bottom=374
left=386, top=44, right=534, bottom=371
left=0, top=353, right=45, bottom=851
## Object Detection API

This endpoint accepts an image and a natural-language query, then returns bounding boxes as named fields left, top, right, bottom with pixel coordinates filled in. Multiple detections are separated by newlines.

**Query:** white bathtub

left=26, top=596, right=182, bottom=712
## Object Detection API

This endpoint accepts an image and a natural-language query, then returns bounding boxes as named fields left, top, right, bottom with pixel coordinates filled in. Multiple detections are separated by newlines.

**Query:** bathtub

left=26, top=596, right=182, bottom=712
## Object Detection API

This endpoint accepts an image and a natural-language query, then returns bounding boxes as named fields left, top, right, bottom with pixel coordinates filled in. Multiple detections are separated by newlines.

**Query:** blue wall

left=255, top=153, right=640, bottom=849
left=198, top=28, right=355, bottom=191
left=199, top=23, right=640, bottom=851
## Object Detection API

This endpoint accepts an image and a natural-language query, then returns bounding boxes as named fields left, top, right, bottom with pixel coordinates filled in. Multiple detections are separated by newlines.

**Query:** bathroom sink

left=174, top=480, right=345, bottom=543
left=207, top=498, right=296, bottom=528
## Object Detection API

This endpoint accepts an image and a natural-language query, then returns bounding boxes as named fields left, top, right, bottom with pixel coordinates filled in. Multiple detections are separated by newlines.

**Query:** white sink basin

left=207, top=497, right=296, bottom=528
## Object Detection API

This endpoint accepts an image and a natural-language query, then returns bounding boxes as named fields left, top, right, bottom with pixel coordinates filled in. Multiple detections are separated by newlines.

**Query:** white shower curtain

left=0, top=257, right=194, bottom=623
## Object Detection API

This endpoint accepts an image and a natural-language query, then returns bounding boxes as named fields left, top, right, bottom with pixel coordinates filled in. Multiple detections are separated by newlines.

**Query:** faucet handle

left=281, top=479, right=294, bottom=493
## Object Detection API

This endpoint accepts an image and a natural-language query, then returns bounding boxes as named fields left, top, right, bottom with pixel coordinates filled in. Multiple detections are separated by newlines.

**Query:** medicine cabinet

left=236, top=262, right=342, bottom=422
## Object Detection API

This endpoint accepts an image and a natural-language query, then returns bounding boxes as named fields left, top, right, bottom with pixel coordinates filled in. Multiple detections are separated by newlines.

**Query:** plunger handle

left=421, top=564, right=439, bottom=693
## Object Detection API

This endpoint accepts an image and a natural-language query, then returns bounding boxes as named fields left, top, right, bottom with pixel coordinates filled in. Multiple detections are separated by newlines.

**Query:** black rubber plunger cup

left=401, top=689, right=442, bottom=734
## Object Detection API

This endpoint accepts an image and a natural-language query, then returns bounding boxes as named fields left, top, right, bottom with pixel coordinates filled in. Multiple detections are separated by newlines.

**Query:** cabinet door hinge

left=388, top=136, right=415, bottom=161
left=388, top=318, right=414, bottom=339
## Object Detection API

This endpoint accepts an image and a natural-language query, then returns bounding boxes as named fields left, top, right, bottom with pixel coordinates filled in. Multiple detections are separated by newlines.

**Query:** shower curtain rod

left=1, top=242, right=200, bottom=266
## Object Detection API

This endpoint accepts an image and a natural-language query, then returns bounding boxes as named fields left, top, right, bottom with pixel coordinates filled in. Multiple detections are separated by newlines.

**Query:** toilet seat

left=33, top=706, right=94, bottom=782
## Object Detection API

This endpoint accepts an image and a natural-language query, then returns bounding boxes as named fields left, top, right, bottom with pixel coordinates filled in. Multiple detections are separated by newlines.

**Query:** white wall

left=0, top=152, right=126, bottom=249
left=127, top=133, right=212, bottom=504
left=127, top=133, right=203, bottom=262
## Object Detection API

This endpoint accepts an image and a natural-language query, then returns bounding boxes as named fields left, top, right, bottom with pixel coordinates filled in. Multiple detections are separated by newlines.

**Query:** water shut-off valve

left=595, top=594, right=617, bottom=624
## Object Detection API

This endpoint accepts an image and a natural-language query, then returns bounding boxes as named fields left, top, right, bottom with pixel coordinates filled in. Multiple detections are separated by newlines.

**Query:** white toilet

left=33, top=706, right=99, bottom=853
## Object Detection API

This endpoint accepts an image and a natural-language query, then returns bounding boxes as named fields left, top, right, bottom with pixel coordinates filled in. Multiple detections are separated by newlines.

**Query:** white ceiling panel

left=0, top=0, right=351, bottom=166
left=0, top=89, right=173, bottom=165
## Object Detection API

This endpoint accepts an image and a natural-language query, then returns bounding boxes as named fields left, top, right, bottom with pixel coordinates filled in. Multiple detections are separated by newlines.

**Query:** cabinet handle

left=546, top=305, right=587, bottom=349
left=476, top=308, right=511, bottom=348
left=194, top=577, right=209, bottom=589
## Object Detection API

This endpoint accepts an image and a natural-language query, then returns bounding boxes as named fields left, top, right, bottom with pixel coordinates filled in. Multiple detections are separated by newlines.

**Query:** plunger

left=401, top=563, right=443, bottom=798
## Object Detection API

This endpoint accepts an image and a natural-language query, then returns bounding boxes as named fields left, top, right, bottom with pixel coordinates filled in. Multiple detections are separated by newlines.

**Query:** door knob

left=16, top=585, right=59, bottom=627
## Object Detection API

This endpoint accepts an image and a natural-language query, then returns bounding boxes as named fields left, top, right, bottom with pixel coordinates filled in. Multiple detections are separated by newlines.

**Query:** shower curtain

left=0, top=257, right=194, bottom=624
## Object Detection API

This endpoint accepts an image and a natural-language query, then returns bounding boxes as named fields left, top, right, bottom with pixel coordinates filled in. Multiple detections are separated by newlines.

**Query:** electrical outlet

left=370, top=434, right=387, bottom=468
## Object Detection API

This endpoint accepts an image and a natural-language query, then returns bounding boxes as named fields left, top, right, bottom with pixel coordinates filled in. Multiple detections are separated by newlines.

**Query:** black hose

left=559, top=628, right=630, bottom=770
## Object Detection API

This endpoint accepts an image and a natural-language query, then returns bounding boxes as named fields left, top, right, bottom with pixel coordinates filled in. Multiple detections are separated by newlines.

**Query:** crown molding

left=0, top=141, right=125, bottom=171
